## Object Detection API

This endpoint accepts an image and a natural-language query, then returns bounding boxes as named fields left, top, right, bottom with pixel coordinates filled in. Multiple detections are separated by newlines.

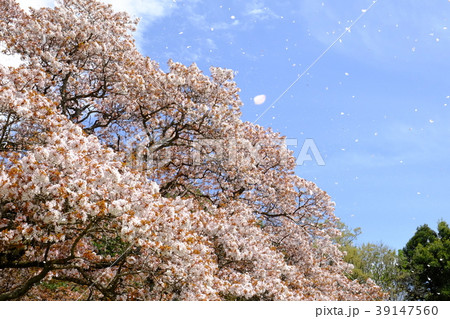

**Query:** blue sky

left=9, top=0, right=450, bottom=249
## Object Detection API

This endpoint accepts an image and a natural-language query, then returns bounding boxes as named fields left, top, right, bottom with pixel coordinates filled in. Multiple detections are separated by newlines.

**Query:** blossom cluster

left=0, top=0, right=385, bottom=300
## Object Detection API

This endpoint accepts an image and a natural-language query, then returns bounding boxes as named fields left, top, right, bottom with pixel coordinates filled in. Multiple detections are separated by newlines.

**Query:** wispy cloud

left=210, top=20, right=240, bottom=32
left=244, top=0, right=279, bottom=20
left=2, top=0, right=178, bottom=58
left=103, top=0, right=177, bottom=22
left=103, top=0, right=178, bottom=51
left=16, top=0, right=177, bottom=21
left=327, top=120, right=450, bottom=170
left=186, top=0, right=279, bottom=33
left=16, top=0, right=55, bottom=11
left=298, top=0, right=450, bottom=64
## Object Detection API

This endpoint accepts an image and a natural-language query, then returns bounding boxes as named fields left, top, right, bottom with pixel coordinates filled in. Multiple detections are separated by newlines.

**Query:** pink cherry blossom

left=0, top=0, right=385, bottom=300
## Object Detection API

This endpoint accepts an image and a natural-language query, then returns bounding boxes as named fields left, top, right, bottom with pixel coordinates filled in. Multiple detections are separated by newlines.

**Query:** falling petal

left=253, top=94, right=266, bottom=105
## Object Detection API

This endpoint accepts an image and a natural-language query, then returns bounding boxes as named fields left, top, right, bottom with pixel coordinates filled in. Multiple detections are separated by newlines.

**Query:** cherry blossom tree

left=0, top=0, right=385, bottom=300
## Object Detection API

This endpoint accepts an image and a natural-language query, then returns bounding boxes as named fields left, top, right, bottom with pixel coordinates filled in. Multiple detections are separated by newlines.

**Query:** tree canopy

left=335, top=223, right=406, bottom=300
left=400, top=221, right=450, bottom=301
left=343, top=242, right=406, bottom=300
left=0, top=0, right=384, bottom=300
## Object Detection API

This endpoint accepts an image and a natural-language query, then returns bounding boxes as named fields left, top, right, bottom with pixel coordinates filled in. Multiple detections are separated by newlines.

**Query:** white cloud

left=15, top=0, right=176, bottom=20
left=16, top=0, right=55, bottom=11
left=1, top=0, right=178, bottom=61
left=210, top=20, right=240, bottom=31
left=298, top=0, right=450, bottom=64
left=244, top=1, right=278, bottom=20
left=248, top=8, right=264, bottom=16
left=205, top=38, right=217, bottom=50
left=328, top=120, right=450, bottom=171
left=103, top=0, right=176, bottom=21
left=102, top=0, right=178, bottom=51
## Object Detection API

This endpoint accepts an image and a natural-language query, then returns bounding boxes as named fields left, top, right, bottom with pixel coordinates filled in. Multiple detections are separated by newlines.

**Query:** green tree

left=343, top=242, right=406, bottom=300
left=357, top=243, right=406, bottom=300
left=400, top=221, right=450, bottom=301
left=336, top=222, right=406, bottom=300
left=335, top=221, right=362, bottom=248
